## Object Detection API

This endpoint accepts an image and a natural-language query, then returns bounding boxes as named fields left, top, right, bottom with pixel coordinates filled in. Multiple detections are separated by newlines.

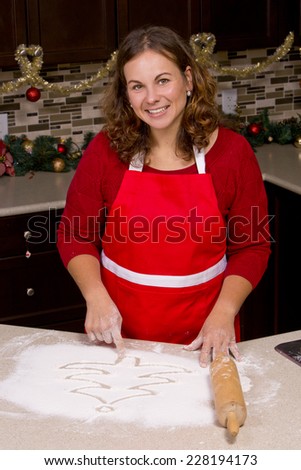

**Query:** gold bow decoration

left=0, top=32, right=295, bottom=96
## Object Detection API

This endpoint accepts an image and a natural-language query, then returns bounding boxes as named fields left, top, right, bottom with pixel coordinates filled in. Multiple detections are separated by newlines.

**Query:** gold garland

left=0, top=32, right=295, bottom=95
left=0, top=46, right=117, bottom=95
left=190, top=31, right=295, bottom=77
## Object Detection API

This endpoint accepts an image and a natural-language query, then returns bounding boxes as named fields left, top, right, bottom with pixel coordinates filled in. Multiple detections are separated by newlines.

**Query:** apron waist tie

left=101, top=251, right=227, bottom=288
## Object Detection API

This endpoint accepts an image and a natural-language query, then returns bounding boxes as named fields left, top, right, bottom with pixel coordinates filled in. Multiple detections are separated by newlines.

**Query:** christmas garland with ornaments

left=1, top=111, right=301, bottom=177
left=238, top=110, right=301, bottom=149
left=0, top=132, right=95, bottom=177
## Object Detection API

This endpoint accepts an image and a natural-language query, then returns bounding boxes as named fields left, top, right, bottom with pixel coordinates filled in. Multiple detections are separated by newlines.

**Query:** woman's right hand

left=66, top=255, right=124, bottom=352
left=84, top=290, right=124, bottom=353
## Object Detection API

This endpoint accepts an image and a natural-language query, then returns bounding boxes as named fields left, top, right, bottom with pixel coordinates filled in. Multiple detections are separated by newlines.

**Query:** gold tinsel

left=0, top=32, right=295, bottom=95
left=0, top=45, right=117, bottom=95
left=190, top=31, right=295, bottom=77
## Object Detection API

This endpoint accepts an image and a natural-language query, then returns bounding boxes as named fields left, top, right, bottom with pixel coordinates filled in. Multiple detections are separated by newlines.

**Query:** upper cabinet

left=199, top=0, right=300, bottom=51
left=0, top=0, right=27, bottom=68
left=278, top=0, right=301, bottom=46
left=116, top=0, right=200, bottom=42
left=117, top=0, right=300, bottom=50
left=1, top=0, right=300, bottom=69
left=27, top=0, right=116, bottom=64
left=0, top=0, right=116, bottom=68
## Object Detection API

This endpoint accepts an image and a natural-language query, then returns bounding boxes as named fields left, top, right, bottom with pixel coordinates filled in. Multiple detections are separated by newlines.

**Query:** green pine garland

left=239, top=109, right=301, bottom=149
left=3, top=132, right=96, bottom=176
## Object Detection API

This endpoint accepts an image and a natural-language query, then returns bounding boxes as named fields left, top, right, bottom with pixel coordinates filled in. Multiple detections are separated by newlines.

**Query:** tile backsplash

left=0, top=45, right=300, bottom=146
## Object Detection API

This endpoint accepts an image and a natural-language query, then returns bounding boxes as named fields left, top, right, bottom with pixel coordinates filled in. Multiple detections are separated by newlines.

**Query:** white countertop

left=0, top=170, right=75, bottom=216
left=255, top=143, right=301, bottom=195
left=0, top=143, right=301, bottom=218
left=0, top=324, right=300, bottom=450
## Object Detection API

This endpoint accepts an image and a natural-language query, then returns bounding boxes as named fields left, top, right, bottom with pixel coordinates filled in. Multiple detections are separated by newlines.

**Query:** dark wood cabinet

left=1, top=0, right=298, bottom=69
left=0, top=0, right=27, bottom=68
left=199, top=0, right=299, bottom=51
left=0, top=209, right=86, bottom=332
left=278, top=0, right=301, bottom=46
left=117, top=0, right=300, bottom=51
left=240, top=182, right=301, bottom=341
left=116, top=0, right=200, bottom=42
left=267, top=183, right=301, bottom=334
left=0, top=0, right=116, bottom=68
left=199, top=0, right=278, bottom=51
left=27, top=0, right=116, bottom=65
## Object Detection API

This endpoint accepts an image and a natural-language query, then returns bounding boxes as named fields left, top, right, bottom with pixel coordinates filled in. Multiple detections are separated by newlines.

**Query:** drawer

left=0, top=209, right=63, bottom=258
left=0, top=251, right=84, bottom=318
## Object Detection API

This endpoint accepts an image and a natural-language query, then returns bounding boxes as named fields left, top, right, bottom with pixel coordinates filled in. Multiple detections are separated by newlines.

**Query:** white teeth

left=147, top=106, right=167, bottom=114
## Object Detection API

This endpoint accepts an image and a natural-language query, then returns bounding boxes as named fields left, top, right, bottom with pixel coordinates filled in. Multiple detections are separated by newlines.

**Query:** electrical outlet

left=0, top=114, right=8, bottom=139
left=222, top=89, right=237, bottom=114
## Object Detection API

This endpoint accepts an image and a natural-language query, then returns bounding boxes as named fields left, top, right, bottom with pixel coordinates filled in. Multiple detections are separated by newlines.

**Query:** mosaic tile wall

left=0, top=46, right=300, bottom=146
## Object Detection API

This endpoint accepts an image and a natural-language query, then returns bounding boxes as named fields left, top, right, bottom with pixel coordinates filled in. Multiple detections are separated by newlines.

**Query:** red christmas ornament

left=26, top=87, right=41, bottom=102
left=247, top=122, right=261, bottom=136
left=57, top=143, right=67, bottom=155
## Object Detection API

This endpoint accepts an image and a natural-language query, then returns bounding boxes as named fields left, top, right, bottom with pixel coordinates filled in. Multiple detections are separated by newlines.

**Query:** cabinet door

left=0, top=209, right=86, bottom=333
left=200, top=0, right=279, bottom=50
left=0, top=210, right=61, bottom=258
left=269, top=184, right=301, bottom=334
left=240, top=182, right=301, bottom=341
left=0, top=251, right=85, bottom=331
left=117, top=0, right=200, bottom=42
left=26, top=0, right=116, bottom=64
left=278, top=0, right=301, bottom=46
left=0, top=0, right=27, bottom=68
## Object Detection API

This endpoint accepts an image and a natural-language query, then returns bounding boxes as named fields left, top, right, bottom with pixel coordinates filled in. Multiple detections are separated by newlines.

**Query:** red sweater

left=57, top=126, right=271, bottom=288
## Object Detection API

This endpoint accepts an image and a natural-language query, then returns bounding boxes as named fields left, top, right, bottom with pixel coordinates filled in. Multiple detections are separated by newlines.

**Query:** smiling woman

left=102, top=26, right=219, bottom=164
left=124, top=50, right=192, bottom=151
left=57, top=25, right=271, bottom=367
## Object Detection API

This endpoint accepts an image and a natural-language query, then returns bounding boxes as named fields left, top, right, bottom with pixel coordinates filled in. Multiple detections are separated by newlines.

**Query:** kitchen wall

left=0, top=45, right=300, bottom=146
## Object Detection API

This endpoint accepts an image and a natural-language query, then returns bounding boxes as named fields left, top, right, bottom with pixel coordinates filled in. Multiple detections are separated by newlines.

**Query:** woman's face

left=124, top=49, right=192, bottom=135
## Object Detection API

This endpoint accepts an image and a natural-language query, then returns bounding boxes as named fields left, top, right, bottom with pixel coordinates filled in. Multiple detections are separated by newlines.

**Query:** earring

left=187, top=90, right=191, bottom=97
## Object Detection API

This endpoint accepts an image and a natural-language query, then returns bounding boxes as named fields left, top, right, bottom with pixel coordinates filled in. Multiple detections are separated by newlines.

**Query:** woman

left=57, top=26, right=270, bottom=366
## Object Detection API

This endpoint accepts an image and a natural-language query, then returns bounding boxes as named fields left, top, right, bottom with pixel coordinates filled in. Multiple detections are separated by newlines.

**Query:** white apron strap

left=129, top=147, right=206, bottom=174
left=193, top=147, right=206, bottom=174
left=129, top=154, right=144, bottom=172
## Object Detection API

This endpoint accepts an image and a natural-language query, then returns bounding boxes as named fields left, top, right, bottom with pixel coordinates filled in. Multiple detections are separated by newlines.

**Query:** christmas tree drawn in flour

left=60, top=354, right=192, bottom=413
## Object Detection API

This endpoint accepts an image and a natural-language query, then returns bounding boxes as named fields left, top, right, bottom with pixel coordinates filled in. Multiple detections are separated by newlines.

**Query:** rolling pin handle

left=226, top=411, right=239, bottom=437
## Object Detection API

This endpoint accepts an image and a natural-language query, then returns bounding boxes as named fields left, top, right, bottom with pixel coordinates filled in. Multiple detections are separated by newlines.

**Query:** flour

left=0, top=334, right=278, bottom=428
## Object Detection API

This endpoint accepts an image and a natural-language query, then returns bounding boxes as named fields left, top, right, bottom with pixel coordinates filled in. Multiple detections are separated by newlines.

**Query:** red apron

left=101, top=148, right=239, bottom=344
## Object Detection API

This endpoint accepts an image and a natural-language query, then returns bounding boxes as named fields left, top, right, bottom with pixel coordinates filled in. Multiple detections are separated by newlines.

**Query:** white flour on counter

left=0, top=334, right=278, bottom=427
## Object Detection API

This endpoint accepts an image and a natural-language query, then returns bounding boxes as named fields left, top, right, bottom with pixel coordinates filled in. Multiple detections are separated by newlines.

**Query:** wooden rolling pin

left=210, top=353, right=247, bottom=437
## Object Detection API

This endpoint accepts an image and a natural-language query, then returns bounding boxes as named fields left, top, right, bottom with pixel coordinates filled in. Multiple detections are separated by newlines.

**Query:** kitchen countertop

left=0, top=170, right=75, bottom=217
left=0, top=143, right=301, bottom=217
left=255, top=143, right=301, bottom=195
left=0, top=323, right=300, bottom=450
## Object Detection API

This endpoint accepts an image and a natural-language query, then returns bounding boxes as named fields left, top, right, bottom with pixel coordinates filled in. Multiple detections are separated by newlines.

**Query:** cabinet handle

left=24, top=231, right=32, bottom=240
left=26, top=288, right=35, bottom=296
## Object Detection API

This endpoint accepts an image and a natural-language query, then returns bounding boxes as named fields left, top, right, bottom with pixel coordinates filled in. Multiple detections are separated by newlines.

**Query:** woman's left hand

left=184, top=275, right=252, bottom=367
left=184, top=312, right=240, bottom=367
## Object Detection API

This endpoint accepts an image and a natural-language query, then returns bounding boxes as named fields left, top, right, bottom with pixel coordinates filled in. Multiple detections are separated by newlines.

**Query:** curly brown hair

left=102, top=25, right=219, bottom=163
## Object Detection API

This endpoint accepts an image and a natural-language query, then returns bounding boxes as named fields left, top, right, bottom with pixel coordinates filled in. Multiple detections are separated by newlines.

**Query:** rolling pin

left=210, top=353, right=247, bottom=437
